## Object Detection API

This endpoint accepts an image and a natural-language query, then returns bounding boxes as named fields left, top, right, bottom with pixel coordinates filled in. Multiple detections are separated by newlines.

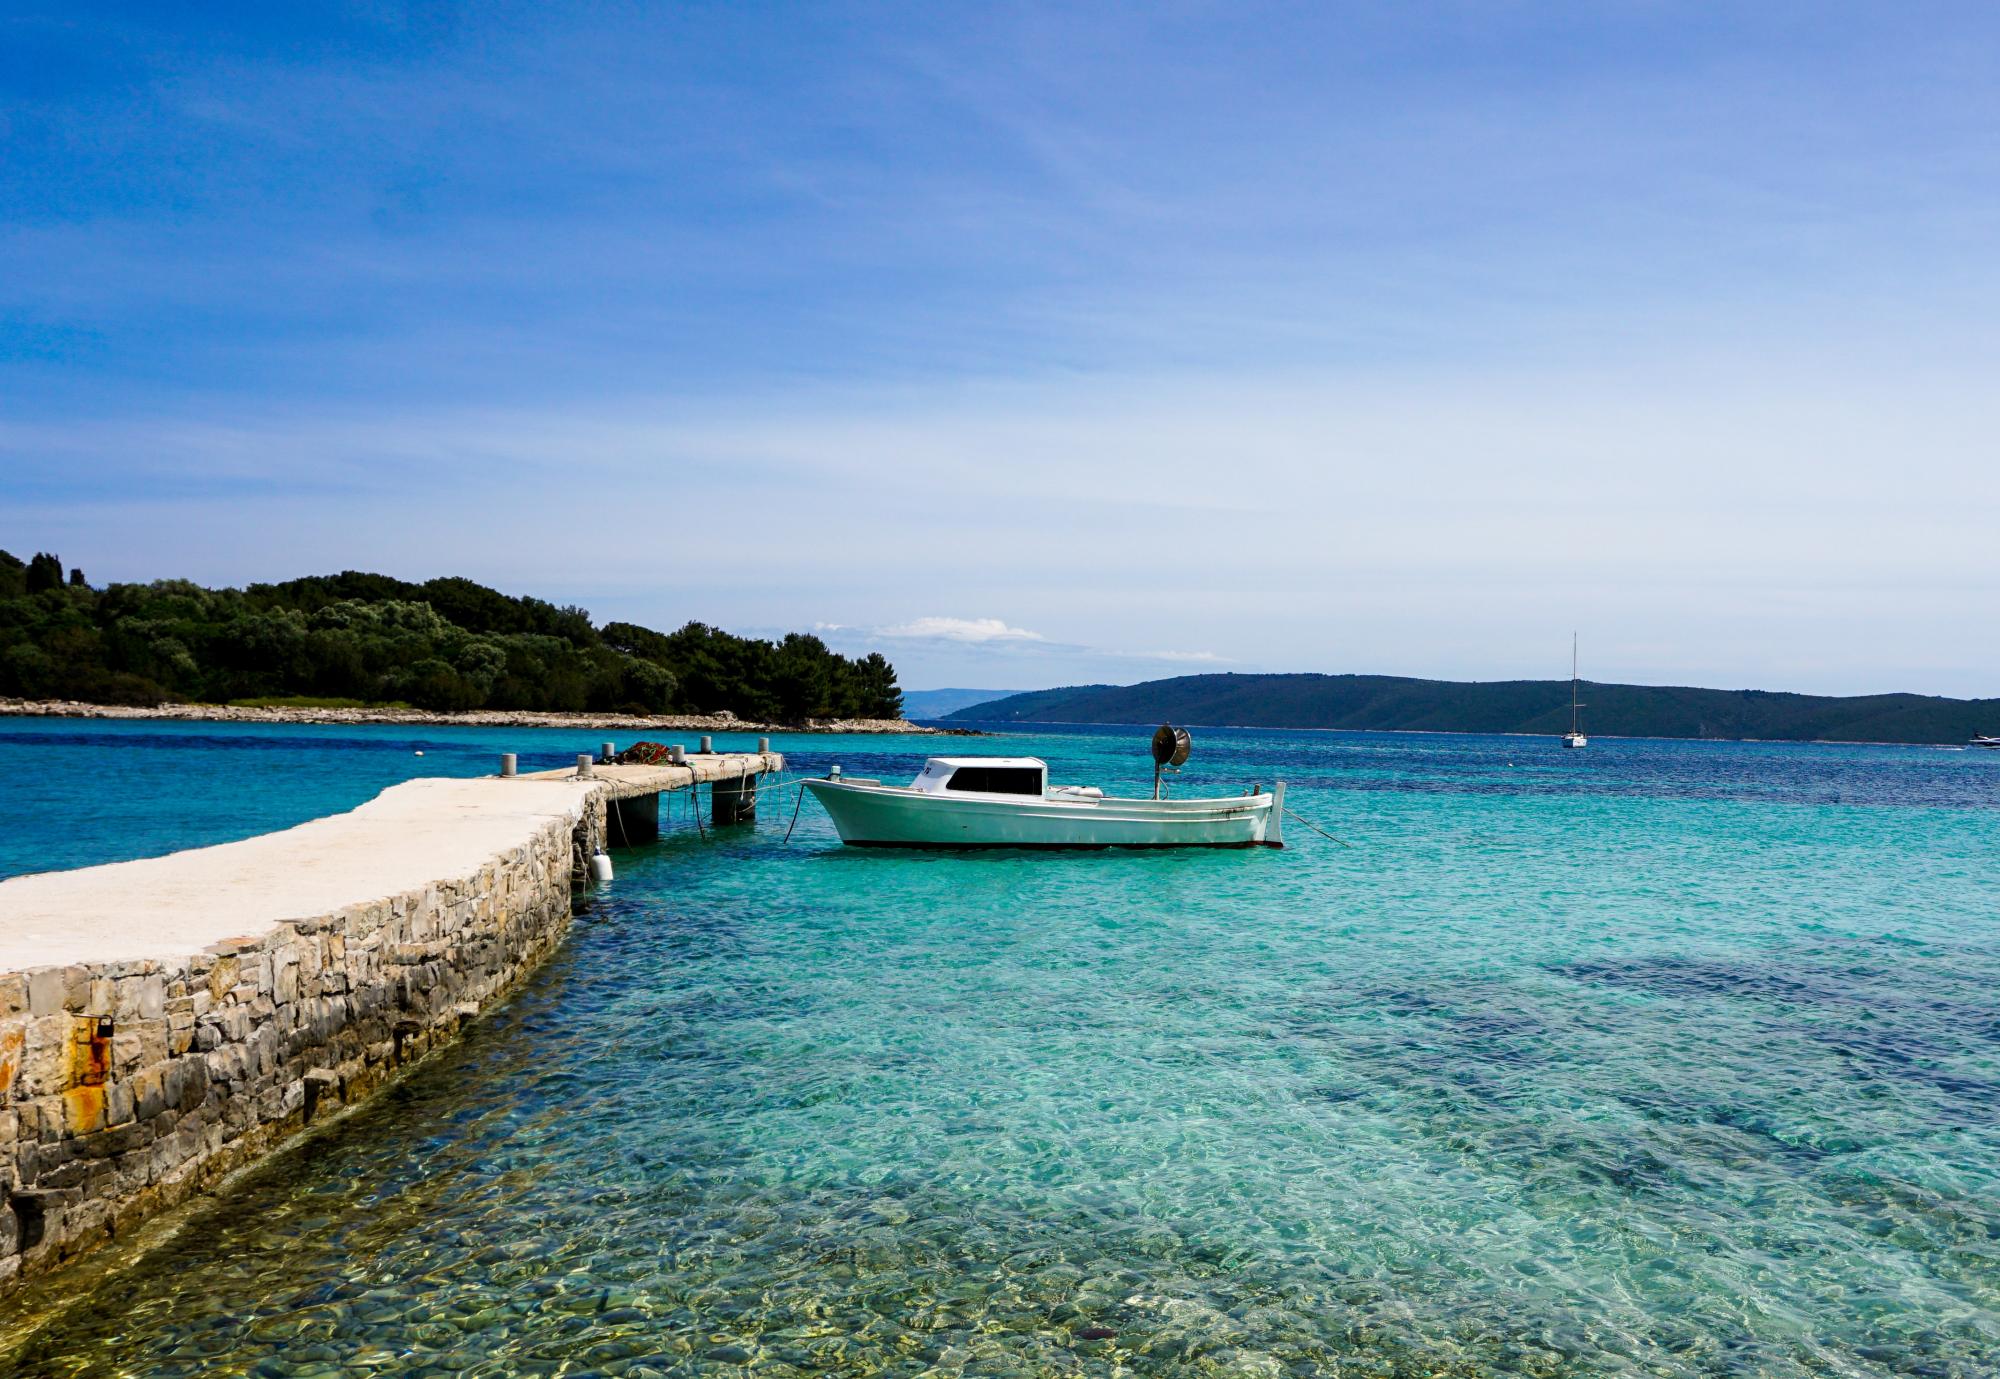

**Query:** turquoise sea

left=3, top=718, right=1999, bottom=1377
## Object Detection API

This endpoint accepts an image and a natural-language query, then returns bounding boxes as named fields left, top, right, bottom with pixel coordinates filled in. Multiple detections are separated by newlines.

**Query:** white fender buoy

left=590, top=851, right=614, bottom=883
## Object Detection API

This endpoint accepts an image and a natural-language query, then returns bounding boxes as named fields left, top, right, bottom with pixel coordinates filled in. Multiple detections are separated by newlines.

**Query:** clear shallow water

left=4, top=721, right=1999, bottom=1377
left=0, top=718, right=751, bottom=880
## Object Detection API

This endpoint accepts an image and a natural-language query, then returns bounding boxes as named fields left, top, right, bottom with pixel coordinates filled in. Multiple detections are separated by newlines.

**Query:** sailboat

left=1562, top=633, right=1588, bottom=749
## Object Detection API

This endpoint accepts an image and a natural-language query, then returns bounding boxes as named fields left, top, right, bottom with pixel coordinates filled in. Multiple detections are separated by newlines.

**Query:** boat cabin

left=910, top=757, right=1048, bottom=797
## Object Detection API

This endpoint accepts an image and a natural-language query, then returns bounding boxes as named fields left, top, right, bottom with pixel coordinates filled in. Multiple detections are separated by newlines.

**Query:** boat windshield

left=944, top=766, right=1044, bottom=796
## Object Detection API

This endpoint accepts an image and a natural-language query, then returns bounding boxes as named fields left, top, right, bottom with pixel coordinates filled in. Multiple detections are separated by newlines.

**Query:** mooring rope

left=686, top=765, right=707, bottom=840
left=751, top=768, right=792, bottom=811
left=784, top=781, right=808, bottom=843
left=584, top=748, right=796, bottom=844
left=1283, top=806, right=1352, bottom=848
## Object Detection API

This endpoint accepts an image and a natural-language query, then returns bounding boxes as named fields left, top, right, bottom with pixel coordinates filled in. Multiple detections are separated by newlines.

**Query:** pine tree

left=25, top=552, right=63, bottom=594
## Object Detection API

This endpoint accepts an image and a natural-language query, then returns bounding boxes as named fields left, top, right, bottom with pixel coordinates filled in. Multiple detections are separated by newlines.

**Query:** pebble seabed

left=3, top=722, right=1999, bottom=1377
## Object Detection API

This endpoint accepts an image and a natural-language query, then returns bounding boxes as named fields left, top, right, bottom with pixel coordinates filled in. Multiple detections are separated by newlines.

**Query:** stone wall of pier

left=0, top=811, right=580, bottom=1291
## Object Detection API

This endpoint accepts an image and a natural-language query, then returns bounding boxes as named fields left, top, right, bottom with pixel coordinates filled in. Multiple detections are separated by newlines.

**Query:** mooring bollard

left=499, top=753, right=517, bottom=778
left=669, top=744, right=686, bottom=765
left=601, top=741, right=616, bottom=764
left=699, top=735, right=713, bottom=754
left=757, top=736, right=770, bottom=754
left=575, top=753, right=594, bottom=779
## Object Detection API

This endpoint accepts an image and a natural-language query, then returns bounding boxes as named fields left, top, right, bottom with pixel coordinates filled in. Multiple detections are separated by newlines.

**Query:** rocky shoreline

left=0, top=698, right=965, bottom=735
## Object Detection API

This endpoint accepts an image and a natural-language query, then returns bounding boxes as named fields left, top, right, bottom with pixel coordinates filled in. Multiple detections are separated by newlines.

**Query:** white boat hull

left=804, top=780, right=1282, bottom=849
left=1562, top=733, right=1588, bottom=749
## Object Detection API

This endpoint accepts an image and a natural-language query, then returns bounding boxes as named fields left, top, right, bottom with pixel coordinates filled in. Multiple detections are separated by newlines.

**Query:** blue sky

left=4, top=2, right=1997, bottom=695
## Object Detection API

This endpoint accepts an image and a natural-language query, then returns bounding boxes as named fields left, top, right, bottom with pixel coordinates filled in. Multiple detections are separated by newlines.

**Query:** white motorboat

left=1561, top=632, right=1588, bottom=749
left=1972, top=735, right=2000, bottom=750
left=802, top=739, right=1285, bottom=850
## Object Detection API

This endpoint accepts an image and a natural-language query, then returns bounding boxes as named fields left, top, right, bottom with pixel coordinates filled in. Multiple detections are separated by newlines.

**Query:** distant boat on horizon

left=1562, top=633, right=1588, bottom=749
left=1973, top=735, right=2000, bottom=750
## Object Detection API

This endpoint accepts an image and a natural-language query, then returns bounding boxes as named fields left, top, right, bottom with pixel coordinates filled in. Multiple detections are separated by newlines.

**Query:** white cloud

left=875, top=616, right=1045, bottom=644
left=1120, top=649, right=1230, bottom=664
left=816, top=615, right=1224, bottom=679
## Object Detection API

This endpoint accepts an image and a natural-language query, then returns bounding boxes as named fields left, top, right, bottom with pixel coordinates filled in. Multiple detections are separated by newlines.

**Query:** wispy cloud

left=814, top=617, right=1048, bottom=646
left=811, top=616, right=1234, bottom=690
left=1117, top=649, right=1230, bottom=664
left=875, top=616, right=1044, bottom=643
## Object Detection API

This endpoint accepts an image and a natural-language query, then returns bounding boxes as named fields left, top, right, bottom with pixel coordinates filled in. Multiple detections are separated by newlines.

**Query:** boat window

left=944, top=766, right=1043, bottom=795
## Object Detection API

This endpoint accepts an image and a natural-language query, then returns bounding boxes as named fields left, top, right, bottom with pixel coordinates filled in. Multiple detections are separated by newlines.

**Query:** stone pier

left=0, top=750, right=778, bottom=1293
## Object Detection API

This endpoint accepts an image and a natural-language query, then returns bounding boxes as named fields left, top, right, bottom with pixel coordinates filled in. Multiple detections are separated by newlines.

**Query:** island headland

left=948, top=672, right=1999, bottom=745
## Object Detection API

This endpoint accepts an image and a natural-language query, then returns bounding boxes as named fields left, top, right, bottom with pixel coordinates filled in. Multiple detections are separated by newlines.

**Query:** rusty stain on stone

left=61, top=1083, right=106, bottom=1136
left=70, top=1014, right=110, bottom=1088
left=0, top=1021, right=22, bottom=1094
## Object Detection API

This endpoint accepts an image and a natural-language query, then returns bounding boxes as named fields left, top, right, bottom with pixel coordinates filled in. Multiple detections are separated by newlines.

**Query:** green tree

left=25, top=553, right=63, bottom=594
left=0, top=563, right=905, bottom=719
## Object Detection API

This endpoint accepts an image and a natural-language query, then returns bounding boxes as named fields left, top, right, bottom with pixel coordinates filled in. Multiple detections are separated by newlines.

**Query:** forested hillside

left=948, top=673, right=1998, bottom=744
left=0, top=551, right=901, bottom=720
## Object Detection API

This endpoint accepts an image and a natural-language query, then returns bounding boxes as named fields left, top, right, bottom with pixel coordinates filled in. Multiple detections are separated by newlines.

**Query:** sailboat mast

left=1570, top=632, right=1579, bottom=734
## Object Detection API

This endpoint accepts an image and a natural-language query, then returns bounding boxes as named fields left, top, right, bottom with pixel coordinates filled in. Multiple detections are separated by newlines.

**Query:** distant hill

left=900, top=687, right=1022, bottom=719
left=944, top=672, right=2000, bottom=745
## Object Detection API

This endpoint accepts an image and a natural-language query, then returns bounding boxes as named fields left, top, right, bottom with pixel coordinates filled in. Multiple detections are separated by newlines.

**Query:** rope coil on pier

left=614, top=741, right=676, bottom=766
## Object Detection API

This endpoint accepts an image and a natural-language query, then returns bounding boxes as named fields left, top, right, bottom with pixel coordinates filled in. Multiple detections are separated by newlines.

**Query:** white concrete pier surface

left=0, top=751, right=779, bottom=1291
